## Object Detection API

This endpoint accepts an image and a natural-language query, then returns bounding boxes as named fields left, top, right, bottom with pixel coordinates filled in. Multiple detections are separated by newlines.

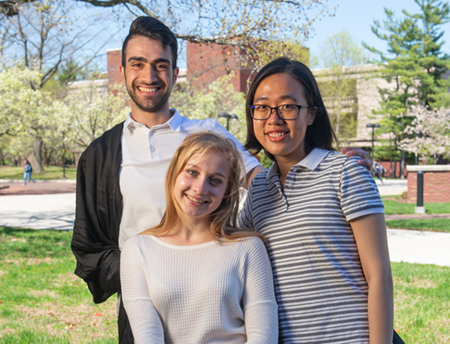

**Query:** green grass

left=0, top=166, right=76, bottom=180
left=391, top=262, right=450, bottom=343
left=383, top=199, right=450, bottom=215
left=386, top=219, right=450, bottom=233
left=0, top=226, right=116, bottom=343
left=1, top=227, right=449, bottom=343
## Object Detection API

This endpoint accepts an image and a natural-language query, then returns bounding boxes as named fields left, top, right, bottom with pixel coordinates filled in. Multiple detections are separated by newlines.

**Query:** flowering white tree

left=0, top=66, right=61, bottom=170
left=63, top=82, right=129, bottom=149
left=400, top=106, right=450, bottom=159
left=171, top=74, right=247, bottom=143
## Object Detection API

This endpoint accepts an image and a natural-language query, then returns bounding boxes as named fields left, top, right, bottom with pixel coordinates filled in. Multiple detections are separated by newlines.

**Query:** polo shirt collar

left=124, top=109, right=182, bottom=131
left=296, top=148, right=330, bottom=170
left=265, top=148, right=330, bottom=182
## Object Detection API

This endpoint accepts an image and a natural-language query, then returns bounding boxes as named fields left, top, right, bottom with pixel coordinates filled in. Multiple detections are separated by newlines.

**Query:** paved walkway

left=375, top=179, right=407, bottom=196
left=0, top=180, right=76, bottom=196
left=1, top=179, right=449, bottom=267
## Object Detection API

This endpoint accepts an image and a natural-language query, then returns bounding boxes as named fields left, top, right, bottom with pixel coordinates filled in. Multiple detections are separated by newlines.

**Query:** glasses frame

left=249, top=104, right=310, bottom=120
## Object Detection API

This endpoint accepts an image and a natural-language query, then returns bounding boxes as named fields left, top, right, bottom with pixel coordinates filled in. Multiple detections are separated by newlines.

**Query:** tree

left=171, top=74, right=247, bottom=143
left=401, top=106, right=450, bottom=159
left=2, top=0, right=332, bottom=73
left=0, top=66, right=60, bottom=171
left=0, top=0, right=115, bottom=171
left=63, top=82, right=129, bottom=149
left=364, top=0, right=450, bottom=174
left=317, top=30, right=366, bottom=139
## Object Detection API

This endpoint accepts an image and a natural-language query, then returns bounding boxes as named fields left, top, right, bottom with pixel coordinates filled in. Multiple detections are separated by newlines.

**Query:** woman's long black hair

left=245, top=57, right=337, bottom=162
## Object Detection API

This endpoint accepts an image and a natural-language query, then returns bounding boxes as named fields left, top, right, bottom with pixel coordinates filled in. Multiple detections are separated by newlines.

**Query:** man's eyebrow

left=152, top=58, right=171, bottom=65
left=128, top=56, right=148, bottom=63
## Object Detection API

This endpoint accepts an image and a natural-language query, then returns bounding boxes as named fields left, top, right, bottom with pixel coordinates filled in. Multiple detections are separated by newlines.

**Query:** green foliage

left=171, top=74, right=247, bottom=143
left=365, top=0, right=450, bottom=156
left=386, top=219, right=450, bottom=232
left=317, top=31, right=366, bottom=139
left=259, top=153, right=273, bottom=169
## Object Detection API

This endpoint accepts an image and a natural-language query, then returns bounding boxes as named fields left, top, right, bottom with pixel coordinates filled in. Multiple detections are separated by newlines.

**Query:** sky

left=304, top=0, right=450, bottom=67
left=89, top=0, right=450, bottom=71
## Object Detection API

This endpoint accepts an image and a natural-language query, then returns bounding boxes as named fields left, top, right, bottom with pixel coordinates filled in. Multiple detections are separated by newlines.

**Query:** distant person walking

left=373, top=160, right=384, bottom=183
left=23, top=159, right=36, bottom=185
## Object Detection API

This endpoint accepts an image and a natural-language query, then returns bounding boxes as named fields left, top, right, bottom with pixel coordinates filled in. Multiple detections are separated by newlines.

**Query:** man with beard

left=71, top=16, right=263, bottom=343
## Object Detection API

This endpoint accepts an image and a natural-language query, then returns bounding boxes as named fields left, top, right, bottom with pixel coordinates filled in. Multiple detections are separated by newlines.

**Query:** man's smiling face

left=120, top=35, right=178, bottom=114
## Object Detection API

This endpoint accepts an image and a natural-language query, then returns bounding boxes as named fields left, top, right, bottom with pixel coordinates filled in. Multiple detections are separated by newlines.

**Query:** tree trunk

left=400, top=150, right=406, bottom=179
left=33, top=139, right=45, bottom=173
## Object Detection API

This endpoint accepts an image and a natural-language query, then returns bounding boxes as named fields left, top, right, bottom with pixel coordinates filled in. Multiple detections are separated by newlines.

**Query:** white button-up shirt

left=118, top=110, right=260, bottom=248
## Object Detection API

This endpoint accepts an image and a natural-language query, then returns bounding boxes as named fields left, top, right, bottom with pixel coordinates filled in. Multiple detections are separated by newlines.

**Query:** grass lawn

left=1, top=227, right=449, bottom=343
left=0, top=166, right=76, bottom=181
left=392, top=262, right=450, bottom=343
left=382, top=198, right=450, bottom=215
left=0, top=226, right=116, bottom=343
left=386, top=219, right=450, bottom=233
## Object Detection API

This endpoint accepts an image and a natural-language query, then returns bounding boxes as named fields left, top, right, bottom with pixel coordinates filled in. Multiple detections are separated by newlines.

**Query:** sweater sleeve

left=242, top=238, right=278, bottom=343
left=121, top=237, right=165, bottom=343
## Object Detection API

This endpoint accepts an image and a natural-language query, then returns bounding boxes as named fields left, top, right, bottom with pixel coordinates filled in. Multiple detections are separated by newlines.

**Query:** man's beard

left=126, top=78, right=172, bottom=113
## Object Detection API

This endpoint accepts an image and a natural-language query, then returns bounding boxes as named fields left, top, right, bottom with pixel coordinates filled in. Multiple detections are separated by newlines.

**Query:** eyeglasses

left=249, top=104, right=309, bottom=120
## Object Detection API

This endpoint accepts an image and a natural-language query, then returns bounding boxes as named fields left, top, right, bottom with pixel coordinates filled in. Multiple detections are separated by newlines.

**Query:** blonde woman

left=120, top=131, right=278, bottom=343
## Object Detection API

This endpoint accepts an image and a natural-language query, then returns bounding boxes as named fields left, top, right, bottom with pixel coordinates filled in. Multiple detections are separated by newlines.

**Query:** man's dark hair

left=122, top=16, right=178, bottom=69
left=244, top=57, right=337, bottom=162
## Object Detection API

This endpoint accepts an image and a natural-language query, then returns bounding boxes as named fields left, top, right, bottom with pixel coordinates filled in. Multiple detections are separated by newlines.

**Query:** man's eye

left=155, top=64, right=169, bottom=70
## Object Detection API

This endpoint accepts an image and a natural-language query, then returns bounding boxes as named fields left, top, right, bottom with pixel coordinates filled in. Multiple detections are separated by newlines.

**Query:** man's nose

left=141, top=66, right=159, bottom=84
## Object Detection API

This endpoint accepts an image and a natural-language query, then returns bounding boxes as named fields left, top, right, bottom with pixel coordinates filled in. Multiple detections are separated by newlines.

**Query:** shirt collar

left=265, top=148, right=330, bottom=182
left=123, top=109, right=182, bottom=132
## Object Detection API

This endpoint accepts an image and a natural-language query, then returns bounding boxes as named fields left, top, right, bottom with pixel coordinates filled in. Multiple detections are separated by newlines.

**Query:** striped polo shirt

left=239, top=148, right=384, bottom=344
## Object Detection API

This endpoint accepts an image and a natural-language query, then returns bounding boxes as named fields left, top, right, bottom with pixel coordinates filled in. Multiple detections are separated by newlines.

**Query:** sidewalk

left=374, top=179, right=407, bottom=196
left=0, top=179, right=76, bottom=196
left=0, top=179, right=449, bottom=266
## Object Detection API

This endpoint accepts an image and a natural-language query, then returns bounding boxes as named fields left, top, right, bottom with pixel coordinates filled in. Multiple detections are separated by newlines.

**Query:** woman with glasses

left=239, top=57, right=393, bottom=344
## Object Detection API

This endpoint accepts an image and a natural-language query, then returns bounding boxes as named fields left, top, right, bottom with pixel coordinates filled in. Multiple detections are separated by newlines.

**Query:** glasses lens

left=251, top=105, right=270, bottom=119
left=278, top=105, right=299, bottom=120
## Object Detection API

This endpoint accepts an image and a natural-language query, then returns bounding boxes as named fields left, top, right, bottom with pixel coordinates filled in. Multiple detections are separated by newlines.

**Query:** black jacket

left=71, top=123, right=124, bottom=303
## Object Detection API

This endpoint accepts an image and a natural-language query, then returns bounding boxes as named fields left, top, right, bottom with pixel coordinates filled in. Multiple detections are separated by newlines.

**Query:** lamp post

left=366, top=123, right=380, bottom=159
left=218, top=112, right=238, bottom=131
left=62, top=132, right=67, bottom=179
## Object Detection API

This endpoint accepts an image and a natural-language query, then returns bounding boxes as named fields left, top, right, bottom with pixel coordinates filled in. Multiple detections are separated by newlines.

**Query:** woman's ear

left=307, top=106, right=317, bottom=126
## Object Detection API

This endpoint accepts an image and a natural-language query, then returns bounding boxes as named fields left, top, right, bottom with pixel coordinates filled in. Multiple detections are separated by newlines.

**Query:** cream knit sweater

left=121, top=235, right=278, bottom=344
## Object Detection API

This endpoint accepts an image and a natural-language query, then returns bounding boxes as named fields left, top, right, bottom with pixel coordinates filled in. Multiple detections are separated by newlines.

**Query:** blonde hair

left=140, top=131, right=265, bottom=243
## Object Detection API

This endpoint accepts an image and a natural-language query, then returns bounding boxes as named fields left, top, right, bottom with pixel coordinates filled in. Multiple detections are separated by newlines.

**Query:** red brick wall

left=407, top=171, right=450, bottom=203
left=379, top=161, right=408, bottom=178
left=107, top=49, right=122, bottom=86
left=187, top=42, right=254, bottom=93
